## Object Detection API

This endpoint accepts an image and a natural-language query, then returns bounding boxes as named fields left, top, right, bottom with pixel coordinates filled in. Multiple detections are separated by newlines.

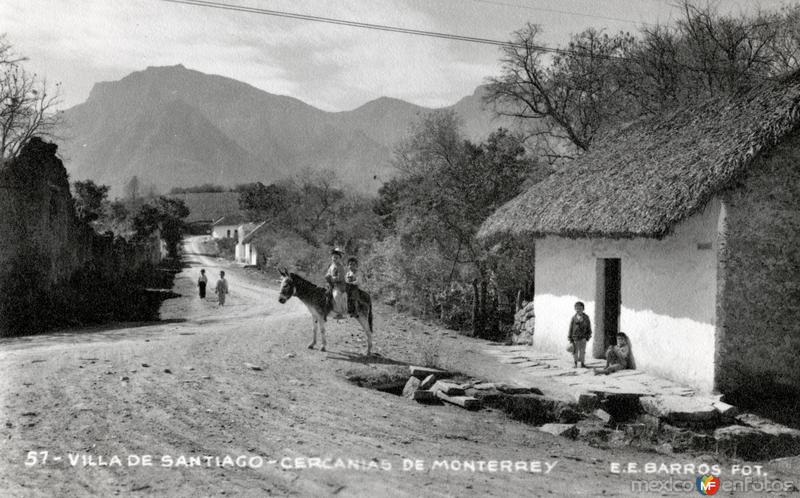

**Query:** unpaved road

left=0, top=237, right=795, bottom=497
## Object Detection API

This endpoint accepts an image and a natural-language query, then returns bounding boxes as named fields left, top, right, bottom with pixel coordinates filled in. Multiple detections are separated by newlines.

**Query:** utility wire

left=160, top=0, right=625, bottom=59
left=464, top=0, right=659, bottom=27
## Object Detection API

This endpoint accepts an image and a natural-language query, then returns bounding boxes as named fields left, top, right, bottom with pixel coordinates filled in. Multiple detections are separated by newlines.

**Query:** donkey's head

left=277, top=267, right=294, bottom=304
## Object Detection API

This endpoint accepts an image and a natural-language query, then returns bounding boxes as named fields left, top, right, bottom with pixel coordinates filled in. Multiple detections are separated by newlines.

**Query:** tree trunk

left=480, top=280, right=488, bottom=338
left=471, top=279, right=480, bottom=337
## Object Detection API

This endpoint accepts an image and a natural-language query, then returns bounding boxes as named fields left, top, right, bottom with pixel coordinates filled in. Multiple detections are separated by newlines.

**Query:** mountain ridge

left=60, top=65, right=517, bottom=196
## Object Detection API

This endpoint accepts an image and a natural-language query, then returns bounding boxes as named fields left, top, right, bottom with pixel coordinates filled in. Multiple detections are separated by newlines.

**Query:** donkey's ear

left=278, top=268, right=286, bottom=276
left=281, top=267, right=289, bottom=275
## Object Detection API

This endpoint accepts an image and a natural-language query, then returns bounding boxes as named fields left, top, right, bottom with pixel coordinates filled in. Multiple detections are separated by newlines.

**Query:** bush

left=216, top=237, right=237, bottom=259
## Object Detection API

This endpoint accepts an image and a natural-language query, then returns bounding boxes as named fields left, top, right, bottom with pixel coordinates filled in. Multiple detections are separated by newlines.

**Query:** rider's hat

left=331, top=247, right=344, bottom=256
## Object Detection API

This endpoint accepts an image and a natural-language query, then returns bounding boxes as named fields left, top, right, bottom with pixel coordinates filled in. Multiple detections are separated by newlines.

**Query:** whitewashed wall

left=211, top=224, right=238, bottom=239
left=533, top=200, right=721, bottom=391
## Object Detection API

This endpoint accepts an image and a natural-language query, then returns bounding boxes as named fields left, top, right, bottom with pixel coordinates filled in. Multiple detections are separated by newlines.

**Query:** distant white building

left=236, top=221, right=269, bottom=266
left=211, top=214, right=247, bottom=239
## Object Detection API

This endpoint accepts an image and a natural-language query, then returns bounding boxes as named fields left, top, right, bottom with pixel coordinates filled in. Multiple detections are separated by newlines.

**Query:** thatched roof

left=478, top=71, right=800, bottom=240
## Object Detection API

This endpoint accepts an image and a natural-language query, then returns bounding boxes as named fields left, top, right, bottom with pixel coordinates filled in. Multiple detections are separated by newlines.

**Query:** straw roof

left=478, top=71, right=800, bottom=240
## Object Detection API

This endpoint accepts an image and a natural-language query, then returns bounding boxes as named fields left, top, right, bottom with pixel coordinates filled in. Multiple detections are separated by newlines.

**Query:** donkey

left=277, top=268, right=373, bottom=356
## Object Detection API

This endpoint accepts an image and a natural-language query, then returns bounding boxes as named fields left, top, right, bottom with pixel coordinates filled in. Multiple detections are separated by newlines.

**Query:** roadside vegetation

left=213, top=2, right=800, bottom=341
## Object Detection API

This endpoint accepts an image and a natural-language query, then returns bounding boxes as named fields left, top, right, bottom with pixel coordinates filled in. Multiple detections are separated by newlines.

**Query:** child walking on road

left=215, top=271, right=229, bottom=306
left=198, top=269, right=208, bottom=299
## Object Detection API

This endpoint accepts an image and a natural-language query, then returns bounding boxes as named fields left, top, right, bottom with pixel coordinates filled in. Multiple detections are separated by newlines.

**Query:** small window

left=227, top=229, right=231, bottom=238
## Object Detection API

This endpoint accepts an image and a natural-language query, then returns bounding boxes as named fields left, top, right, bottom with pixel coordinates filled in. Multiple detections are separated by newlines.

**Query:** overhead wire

left=159, top=0, right=627, bottom=59
left=463, top=0, right=660, bottom=27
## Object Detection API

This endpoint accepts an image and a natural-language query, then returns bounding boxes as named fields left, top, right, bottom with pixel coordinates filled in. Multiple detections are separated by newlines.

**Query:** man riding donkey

left=324, top=248, right=364, bottom=320
left=324, top=248, right=348, bottom=319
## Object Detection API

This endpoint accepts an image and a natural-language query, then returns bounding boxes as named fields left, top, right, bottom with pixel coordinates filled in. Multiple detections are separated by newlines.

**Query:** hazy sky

left=0, top=0, right=791, bottom=111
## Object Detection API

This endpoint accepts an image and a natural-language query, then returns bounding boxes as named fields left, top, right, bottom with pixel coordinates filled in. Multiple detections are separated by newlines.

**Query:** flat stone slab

left=712, top=401, right=738, bottom=418
left=435, top=391, right=480, bottom=410
left=495, top=384, right=542, bottom=395
left=539, top=423, right=578, bottom=439
left=409, top=366, right=451, bottom=379
left=419, top=374, right=437, bottom=390
left=431, top=381, right=465, bottom=396
left=640, top=395, right=719, bottom=423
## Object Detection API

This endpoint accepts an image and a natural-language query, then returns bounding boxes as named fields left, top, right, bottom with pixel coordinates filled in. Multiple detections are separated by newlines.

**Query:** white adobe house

left=479, top=72, right=800, bottom=396
left=235, top=221, right=269, bottom=266
left=211, top=214, right=247, bottom=239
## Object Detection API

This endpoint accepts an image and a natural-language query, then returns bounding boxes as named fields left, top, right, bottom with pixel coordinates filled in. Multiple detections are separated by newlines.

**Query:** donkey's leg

left=308, top=317, right=317, bottom=349
left=357, top=314, right=372, bottom=356
left=319, top=318, right=327, bottom=352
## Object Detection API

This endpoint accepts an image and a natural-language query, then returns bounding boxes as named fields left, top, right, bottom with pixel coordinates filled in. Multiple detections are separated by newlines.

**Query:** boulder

left=577, top=392, right=601, bottom=412
left=576, top=419, right=613, bottom=443
left=402, top=377, right=421, bottom=399
left=539, top=423, right=578, bottom=439
left=593, top=409, right=612, bottom=424
left=714, top=425, right=770, bottom=459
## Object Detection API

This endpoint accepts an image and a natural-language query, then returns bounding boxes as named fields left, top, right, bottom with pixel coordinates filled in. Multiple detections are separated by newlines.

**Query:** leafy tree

left=72, top=180, right=110, bottom=223
left=131, top=197, right=189, bottom=257
left=386, top=111, right=541, bottom=277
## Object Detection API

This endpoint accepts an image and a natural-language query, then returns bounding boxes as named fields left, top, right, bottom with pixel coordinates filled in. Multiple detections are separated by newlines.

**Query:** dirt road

left=1, top=237, right=793, bottom=497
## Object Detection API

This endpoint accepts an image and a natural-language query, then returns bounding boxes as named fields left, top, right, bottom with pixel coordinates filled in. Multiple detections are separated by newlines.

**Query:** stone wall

left=717, top=131, right=800, bottom=395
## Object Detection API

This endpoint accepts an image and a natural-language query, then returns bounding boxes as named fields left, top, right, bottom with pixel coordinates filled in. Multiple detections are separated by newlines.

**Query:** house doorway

left=594, top=258, right=621, bottom=357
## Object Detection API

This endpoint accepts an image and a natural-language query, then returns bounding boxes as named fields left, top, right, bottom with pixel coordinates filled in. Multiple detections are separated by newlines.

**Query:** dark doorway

left=603, top=258, right=621, bottom=348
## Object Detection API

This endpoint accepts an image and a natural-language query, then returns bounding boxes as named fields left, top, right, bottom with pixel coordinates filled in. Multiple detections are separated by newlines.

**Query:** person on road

left=324, top=248, right=347, bottom=319
left=567, top=301, right=592, bottom=368
left=215, top=270, right=229, bottom=306
left=198, top=269, right=208, bottom=299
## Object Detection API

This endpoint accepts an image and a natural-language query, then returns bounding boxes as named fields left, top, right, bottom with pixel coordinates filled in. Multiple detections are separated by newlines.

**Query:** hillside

left=60, top=65, right=520, bottom=195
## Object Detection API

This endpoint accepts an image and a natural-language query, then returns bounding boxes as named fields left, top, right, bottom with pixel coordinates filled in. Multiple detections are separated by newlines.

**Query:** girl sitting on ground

left=594, top=332, right=635, bottom=375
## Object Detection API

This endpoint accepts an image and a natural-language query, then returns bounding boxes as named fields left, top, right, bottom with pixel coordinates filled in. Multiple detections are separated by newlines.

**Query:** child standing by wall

left=568, top=301, right=592, bottom=368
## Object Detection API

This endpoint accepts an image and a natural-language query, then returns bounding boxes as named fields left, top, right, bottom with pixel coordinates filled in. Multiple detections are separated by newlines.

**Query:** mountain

left=60, top=65, right=518, bottom=196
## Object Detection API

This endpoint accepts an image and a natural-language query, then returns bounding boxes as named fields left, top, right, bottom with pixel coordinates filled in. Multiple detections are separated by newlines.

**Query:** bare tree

left=484, top=24, right=634, bottom=156
left=0, top=35, right=62, bottom=160
left=485, top=2, right=800, bottom=158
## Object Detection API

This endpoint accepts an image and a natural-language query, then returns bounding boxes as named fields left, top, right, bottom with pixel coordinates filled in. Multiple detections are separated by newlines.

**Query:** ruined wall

left=0, top=138, right=163, bottom=335
left=717, top=131, right=800, bottom=395
left=0, top=138, right=93, bottom=284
